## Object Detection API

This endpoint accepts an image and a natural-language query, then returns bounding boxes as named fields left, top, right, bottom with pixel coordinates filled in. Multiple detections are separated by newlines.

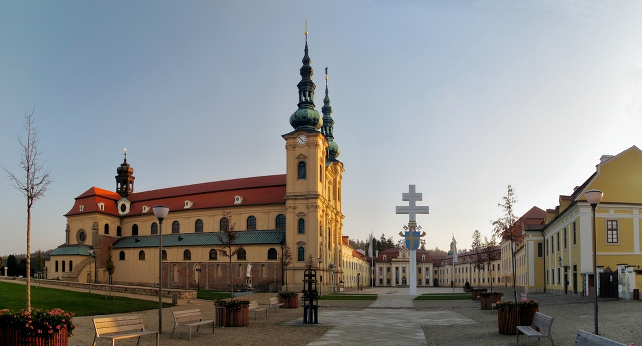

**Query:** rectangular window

left=537, top=242, right=543, bottom=257
left=563, top=228, right=567, bottom=249
left=556, top=233, right=560, bottom=251
left=573, top=222, right=577, bottom=245
left=607, top=220, right=619, bottom=243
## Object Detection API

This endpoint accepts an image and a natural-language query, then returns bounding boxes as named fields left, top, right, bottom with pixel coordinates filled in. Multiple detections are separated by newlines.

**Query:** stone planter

left=0, top=326, right=68, bottom=346
left=480, top=292, right=503, bottom=310
left=279, top=294, right=299, bottom=308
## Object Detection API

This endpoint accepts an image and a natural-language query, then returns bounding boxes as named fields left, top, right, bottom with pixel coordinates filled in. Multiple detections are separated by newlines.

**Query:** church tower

left=115, top=149, right=134, bottom=198
left=283, top=27, right=344, bottom=290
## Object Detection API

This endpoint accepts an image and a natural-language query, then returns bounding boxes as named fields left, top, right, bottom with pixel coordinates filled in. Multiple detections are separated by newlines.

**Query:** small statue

left=246, top=263, right=252, bottom=278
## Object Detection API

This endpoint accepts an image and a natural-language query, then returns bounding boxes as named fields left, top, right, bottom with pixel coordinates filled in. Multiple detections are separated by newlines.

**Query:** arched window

left=132, top=224, right=138, bottom=236
left=139, top=250, right=145, bottom=260
left=104, top=224, right=109, bottom=234
left=276, top=214, right=286, bottom=230
left=151, top=222, right=158, bottom=235
left=298, top=161, right=306, bottom=179
left=268, top=248, right=277, bottom=260
left=117, top=226, right=122, bottom=237
left=298, top=218, right=305, bottom=234
left=172, top=221, right=180, bottom=234
left=247, top=216, right=256, bottom=230
left=297, top=247, right=305, bottom=261
left=55, top=260, right=59, bottom=272
left=209, top=249, right=217, bottom=260
left=119, top=251, right=125, bottom=260
left=237, top=248, right=246, bottom=260
left=183, top=249, right=191, bottom=261
left=220, top=217, right=229, bottom=231
left=69, top=260, right=73, bottom=272
left=195, top=219, right=203, bottom=233
left=62, top=261, right=66, bottom=272
left=162, top=250, right=167, bottom=261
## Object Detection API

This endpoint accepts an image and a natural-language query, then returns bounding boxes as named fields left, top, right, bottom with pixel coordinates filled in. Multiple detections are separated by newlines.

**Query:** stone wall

left=2, top=277, right=196, bottom=299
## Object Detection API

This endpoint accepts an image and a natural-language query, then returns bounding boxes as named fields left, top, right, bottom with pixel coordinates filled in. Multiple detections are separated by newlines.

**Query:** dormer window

left=97, top=202, right=105, bottom=211
left=142, top=206, right=150, bottom=214
left=184, top=200, right=193, bottom=209
left=79, top=205, right=85, bottom=212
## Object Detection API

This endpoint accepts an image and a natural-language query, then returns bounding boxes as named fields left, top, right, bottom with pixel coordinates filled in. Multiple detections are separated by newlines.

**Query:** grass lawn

left=196, top=290, right=232, bottom=301
left=414, top=293, right=471, bottom=300
left=0, top=281, right=171, bottom=316
left=319, top=293, right=378, bottom=300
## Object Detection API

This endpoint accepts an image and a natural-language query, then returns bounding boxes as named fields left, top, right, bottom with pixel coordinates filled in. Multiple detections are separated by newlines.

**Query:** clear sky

left=2, top=0, right=642, bottom=256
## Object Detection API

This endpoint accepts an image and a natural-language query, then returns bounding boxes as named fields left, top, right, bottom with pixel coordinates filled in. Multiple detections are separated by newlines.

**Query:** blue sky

left=2, top=0, right=642, bottom=256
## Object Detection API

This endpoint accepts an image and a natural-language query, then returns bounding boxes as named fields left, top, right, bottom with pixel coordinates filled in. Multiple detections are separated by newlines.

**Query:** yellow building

left=541, top=146, right=642, bottom=297
left=340, top=236, right=370, bottom=290
left=373, top=248, right=434, bottom=287
left=45, top=34, right=350, bottom=293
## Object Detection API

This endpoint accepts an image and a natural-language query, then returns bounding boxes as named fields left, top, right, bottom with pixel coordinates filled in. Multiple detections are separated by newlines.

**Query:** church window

left=119, top=251, right=125, bottom=260
left=183, top=250, right=191, bottom=261
left=209, top=249, right=217, bottom=260
left=195, top=219, right=203, bottom=233
left=247, top=216, right=256, bottom=230
left=319, top=165, right=323, bottom=182
left=172, top=221, right=180, bottom=234
left=418, top=267, right=421, bottom=274
left=162, top=250, right=167, bottom=261
left=298, top=218, right=305, bottom=234
left=276, top=214, right=286, bottom=230
left=151, top=222, right=158, bottom=235
left=117, top=226, right=122, bottom=237
left=132, top=224, right=138, bottom=236
left=139, top=250, right=145, bottom=261
left=268, top=248, right=277, bottom=260
left=237, top=248, right=246, bottom=261
left=298, top=161, right=306, bottom=179
left=220, top=217, right=229, bottom=231
left=104, top=224, right=109, bottom=235
left=237, top=264, right=243, bottom=278
left=62, top=261, right=66, bottom=272
left=69, top=260, right=73, bottom=272
left=297, top=246, right=305, bottom=261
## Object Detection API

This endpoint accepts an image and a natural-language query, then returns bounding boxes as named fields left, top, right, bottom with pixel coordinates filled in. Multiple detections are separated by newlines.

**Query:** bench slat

left=171, top=309, right=214, bottom=340
left=516, top=312, right=554, bottom=345
left=574, top=330, right=626, bottom=346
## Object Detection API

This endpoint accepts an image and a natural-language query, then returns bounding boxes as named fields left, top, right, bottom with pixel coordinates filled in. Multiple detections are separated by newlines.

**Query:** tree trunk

left=26, top=206, right=31, bottom=310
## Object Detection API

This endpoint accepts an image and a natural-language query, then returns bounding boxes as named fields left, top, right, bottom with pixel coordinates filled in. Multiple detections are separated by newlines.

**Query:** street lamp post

left=585, top=189, right=603, bottom=335
left=88, top=249, right=97, bottom=292
left=558, top=257, right=569, bottom=294
left=153, top=205, right=169, bottom=334
left=317, top=257, right=322, bottom=296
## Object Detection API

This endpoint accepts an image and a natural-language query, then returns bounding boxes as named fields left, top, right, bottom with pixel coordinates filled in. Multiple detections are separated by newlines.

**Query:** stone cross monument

left=396, top=185, right=429, bottom=295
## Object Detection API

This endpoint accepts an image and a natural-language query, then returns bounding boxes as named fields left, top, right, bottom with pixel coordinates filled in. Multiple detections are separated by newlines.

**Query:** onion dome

left=289, top=27, right=322, bottom=131
left=115, top=148, right=135, bottom=197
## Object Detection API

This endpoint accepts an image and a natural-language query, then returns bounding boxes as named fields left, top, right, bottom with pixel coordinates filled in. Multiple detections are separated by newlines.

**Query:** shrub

left=0, top=308, right=75, bottom=338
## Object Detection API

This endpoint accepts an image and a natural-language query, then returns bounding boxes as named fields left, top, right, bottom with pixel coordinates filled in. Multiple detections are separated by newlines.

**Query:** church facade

left=45, top=33, right=347, bottom=293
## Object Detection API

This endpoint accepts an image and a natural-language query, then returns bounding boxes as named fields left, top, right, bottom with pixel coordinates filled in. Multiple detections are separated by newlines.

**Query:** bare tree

left=482, top=235, right=500, bottom=292
left=492, top=185, right=518, bottom=302
left=3, top=108, right=53, bottom=310
left=471, top=230, right=483, bottom=287
left=214, top=211, right=241, bottom=296
left=279, top=242, right=293, bottom=292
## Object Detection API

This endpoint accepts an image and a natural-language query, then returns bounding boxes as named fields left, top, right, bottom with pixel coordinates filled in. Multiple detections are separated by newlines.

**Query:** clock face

left=297, top=134, right=307, bottom=145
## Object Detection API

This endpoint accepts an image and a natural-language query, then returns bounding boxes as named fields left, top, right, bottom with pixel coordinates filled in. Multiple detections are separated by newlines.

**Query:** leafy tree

left=34, top=250, right=45, bottom=274
left=106, top=245, right=115, bottom=283
left=492, top=185, right=519, bottom=302
left=215, top=211, right=241, bottom=296
left=470, top=230, right=484, bottom=286
left=279, top=242, right=293, bottom=291
left=3, top=108, right=54, bottom=309
left=7, top=255, right=18, bottom=276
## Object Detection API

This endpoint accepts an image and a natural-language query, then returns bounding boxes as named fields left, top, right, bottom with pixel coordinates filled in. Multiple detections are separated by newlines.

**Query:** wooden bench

left=248, top=301, right=268, bottom=319
left=516, top=312, right=554, bottom=345
left=171, top=309, right=214, bottom=340
left=269, top=297, right=284, bottom=310
left=574, top=330, right=626, bottom=346
left=92, top=315, right=158, bottom=346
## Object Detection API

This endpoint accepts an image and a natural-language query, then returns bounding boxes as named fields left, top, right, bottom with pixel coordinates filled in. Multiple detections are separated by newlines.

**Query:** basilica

left=45, top=32, right=359, bottom=292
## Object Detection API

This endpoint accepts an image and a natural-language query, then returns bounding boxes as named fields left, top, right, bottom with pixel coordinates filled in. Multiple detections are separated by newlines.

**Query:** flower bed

left=0, top=308, right=75, bottom=346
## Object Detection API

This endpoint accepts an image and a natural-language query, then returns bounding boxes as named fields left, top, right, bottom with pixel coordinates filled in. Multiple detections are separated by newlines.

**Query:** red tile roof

left=66, top=174, right=286, bottom=217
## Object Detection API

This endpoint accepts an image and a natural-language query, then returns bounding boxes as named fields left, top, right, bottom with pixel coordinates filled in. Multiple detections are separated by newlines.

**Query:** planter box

left=215, top=306, right=227, bottom=327
left=497, top=305, right=539, bottom=335
left=279, top=294, right=299, bottom=309
left=480, top=293, right=503, bottom=310
left=0, top=326, right=68, bottom=346
left=471, top=289, right=487, bottom=300
left=215, top=305, right=249, bottom=327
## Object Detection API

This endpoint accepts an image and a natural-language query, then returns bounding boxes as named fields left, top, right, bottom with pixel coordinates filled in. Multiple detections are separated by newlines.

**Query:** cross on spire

left=396, top=185, right=429, bottom=222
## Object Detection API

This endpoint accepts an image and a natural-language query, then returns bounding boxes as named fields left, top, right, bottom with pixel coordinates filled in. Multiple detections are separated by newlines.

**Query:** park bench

left=92, top=315, right=158, bottom=346
left=516, top=312, right=554, bottom=345
left=269, top=297, right=284, bottom=310
left=574, top=330, right=626, bottom=346
left=249, top=301, right=268, bottom=319
left=171, top=309, right=214, bottom=340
